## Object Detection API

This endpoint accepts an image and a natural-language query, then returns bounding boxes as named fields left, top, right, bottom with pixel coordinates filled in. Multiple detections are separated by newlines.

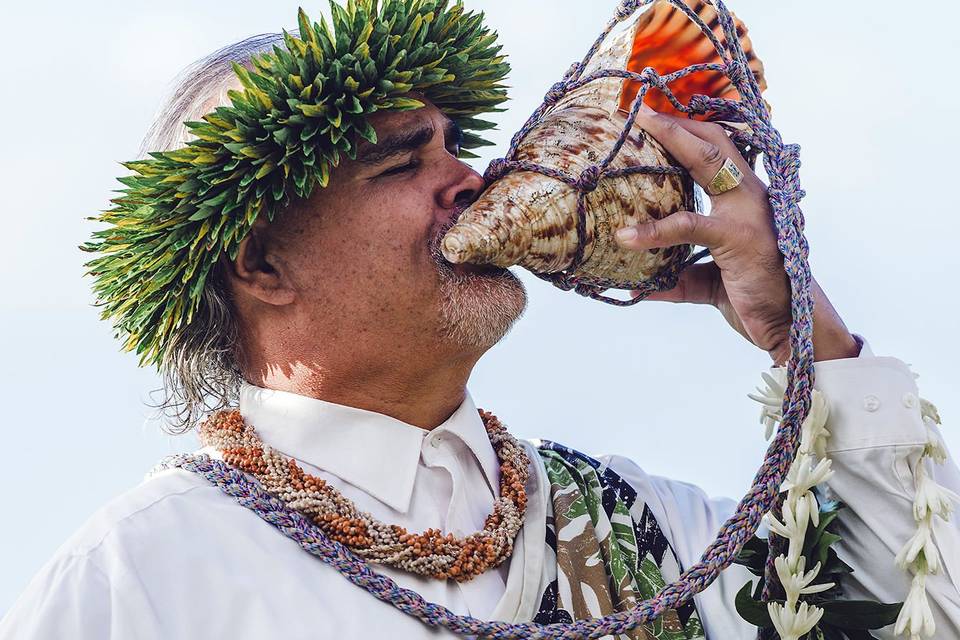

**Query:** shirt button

left=902, top=393, right=918, bottom=409
left=430, top=434, right=443, bottom=448
left=863, top=395, right=881, bottom=412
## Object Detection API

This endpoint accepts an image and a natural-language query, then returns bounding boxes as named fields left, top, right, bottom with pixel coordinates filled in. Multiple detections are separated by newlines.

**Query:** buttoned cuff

left=812, top=339, right=927, bottom=453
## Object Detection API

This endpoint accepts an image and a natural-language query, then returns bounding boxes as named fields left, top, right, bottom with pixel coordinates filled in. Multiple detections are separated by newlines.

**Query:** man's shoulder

left=59, top=454, right=225, bottom=558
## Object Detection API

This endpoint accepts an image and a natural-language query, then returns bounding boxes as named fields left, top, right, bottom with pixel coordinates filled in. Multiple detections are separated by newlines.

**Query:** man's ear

left=228, top=220, right=296, bottom=306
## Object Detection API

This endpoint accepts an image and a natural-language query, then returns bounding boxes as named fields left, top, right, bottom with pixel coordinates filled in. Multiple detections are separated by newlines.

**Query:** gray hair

left=143, top=33, right=288, bottom=434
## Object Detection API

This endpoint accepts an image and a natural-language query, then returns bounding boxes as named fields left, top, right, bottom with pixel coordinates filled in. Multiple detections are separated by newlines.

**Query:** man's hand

left=615, top=106, right=860, bottom=365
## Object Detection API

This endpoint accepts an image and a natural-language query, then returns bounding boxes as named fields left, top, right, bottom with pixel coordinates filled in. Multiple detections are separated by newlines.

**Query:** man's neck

left=248, top=350, right=478, bottom=430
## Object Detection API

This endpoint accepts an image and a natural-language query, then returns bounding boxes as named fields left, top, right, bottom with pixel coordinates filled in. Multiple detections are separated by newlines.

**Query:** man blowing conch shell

left=2, top=2, right=958, bottom=639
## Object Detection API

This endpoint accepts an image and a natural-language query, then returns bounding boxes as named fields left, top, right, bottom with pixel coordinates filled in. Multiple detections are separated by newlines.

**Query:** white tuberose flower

left=768, top=601, right=824, bottom=640
left=923, top=417, right=949, bottom=465
left=799, top=391, right=830, bottom=458
left=748, top=370, right=786, bottom=440
left=913, top=463, right=959, bottom=521
left=768, top=493, right=814, bottom=569
left=774, top=556, right=835, bottom=605
left=782, top=455, right=834, bottom=498
left=919, top=398, right=941, bottom=425
left=895, top=516, right=941, bottom=574
left=766, top=494, right=810, bottom=538
left=748, top=369, right=830, bottom=458
left=894, top=573, right=936, bottom=639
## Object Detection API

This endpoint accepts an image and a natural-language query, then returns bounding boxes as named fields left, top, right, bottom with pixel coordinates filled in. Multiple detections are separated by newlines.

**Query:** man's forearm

left=780, top=278, right=861, bottom=365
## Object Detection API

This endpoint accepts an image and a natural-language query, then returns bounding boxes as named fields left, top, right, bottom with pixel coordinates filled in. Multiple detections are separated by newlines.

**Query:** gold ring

left=706, top=157, right=744, bottom=196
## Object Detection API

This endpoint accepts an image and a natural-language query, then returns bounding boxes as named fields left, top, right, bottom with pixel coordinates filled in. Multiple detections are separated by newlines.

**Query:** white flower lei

left=892, top=386, right=958, bottom=639
left=751, top=370, right=833, bottom=640
left=750, top=368, right=956, bottom=640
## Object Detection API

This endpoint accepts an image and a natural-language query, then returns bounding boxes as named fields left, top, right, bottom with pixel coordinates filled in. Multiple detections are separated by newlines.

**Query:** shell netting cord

left=483, top=1, right=764, bottom=306
left=155, top=0, right=814, bottom=638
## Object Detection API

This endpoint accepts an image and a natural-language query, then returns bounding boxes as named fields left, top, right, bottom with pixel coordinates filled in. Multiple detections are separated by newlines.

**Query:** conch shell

left=441, top=0, right=766, bottom=291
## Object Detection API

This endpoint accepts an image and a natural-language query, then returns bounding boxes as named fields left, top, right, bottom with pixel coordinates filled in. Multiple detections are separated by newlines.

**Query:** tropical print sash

left=533, top=442, right=705, bottom=639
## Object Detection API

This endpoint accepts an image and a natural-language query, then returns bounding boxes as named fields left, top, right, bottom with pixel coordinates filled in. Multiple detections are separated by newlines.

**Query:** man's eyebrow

left=356, top=122, right=436, bottom=165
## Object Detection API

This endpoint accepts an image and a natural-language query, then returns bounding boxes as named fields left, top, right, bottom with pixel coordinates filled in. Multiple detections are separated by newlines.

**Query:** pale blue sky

left=2, top=0, right=958, bottom=615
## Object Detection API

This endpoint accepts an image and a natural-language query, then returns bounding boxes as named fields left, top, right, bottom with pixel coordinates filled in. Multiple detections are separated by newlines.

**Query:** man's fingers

left=633, top=262, right=720, bottom=305
left=636, top=106, right=752, bottom=193
left=615, top=210, right=723, bottom=250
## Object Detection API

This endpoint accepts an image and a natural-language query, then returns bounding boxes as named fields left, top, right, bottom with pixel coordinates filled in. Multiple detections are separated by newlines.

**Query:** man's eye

left=380, top=160, right=419, bottom=177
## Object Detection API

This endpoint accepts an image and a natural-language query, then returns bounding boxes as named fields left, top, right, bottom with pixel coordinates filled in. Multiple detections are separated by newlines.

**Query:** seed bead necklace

left=199, top=409, right=530, bottom=582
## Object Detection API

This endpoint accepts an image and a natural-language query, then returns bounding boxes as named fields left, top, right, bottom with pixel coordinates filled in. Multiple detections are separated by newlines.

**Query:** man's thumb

left=615, top=211, right=721, bottom=250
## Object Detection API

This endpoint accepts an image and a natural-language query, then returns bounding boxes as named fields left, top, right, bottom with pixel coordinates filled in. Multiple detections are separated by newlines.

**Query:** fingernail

left=616, top=227, right=638, bottom=243
left=639, top=102, right=655, bottom=115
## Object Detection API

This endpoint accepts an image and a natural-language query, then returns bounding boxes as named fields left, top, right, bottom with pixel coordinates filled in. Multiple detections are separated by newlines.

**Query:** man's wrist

left=810, top=279, right=860, bottom=362
left=769, top=279, right=861, bottom=365
left=813, top=329, right=861, bottom=362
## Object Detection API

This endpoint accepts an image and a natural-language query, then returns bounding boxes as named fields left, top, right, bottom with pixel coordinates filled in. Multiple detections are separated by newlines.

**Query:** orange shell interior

left=618, top=0, right=767, bottom=119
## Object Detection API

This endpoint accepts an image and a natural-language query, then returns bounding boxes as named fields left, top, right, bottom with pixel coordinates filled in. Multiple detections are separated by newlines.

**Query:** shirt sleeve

left=0, top=552, right=113, bottom=639
left=812, top=353, right=960, bottom=638
left=606, top=347, right=960, bottom=640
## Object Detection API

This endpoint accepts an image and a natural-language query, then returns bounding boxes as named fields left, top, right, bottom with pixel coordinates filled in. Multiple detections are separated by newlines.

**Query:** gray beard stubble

left=429, top=229, right=528, bottom=349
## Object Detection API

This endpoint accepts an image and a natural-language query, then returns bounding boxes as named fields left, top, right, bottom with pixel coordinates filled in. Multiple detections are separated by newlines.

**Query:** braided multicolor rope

left=154, top=0, right=814, bottom=636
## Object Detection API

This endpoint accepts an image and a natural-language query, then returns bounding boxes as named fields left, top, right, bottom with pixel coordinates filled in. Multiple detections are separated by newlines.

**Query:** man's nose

left=438, top=159, right=486, bottom=211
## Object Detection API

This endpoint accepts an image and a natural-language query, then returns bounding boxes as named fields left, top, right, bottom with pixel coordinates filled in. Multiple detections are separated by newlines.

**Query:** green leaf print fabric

left=533, top=442, right=705, bottom=639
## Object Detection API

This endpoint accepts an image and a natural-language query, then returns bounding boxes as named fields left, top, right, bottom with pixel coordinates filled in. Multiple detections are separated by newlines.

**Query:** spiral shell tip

left=440, top=231, right=471, bottom=264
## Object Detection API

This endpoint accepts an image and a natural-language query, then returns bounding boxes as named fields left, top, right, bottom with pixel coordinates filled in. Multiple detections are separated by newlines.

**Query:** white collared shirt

left=2, top=348, right=959, bottom=639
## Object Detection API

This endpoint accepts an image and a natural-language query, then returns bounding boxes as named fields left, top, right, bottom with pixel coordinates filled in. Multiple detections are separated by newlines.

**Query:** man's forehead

left=361, top=104, right=448, bottom=142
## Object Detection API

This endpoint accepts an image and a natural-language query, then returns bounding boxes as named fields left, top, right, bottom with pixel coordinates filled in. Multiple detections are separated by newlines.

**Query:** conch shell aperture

left=441, top=0, right=766, bottom=297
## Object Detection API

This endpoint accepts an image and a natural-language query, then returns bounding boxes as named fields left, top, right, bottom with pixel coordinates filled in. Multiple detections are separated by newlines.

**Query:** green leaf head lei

left=83, top=0, right=509, bottom=366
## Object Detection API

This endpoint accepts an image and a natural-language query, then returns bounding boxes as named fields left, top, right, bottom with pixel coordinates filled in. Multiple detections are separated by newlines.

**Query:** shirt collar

left=238, top=383, right=501, bottom=513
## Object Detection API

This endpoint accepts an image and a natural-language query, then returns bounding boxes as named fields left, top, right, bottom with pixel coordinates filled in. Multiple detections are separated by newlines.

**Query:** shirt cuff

left=812, top=338, right=927, bottom=453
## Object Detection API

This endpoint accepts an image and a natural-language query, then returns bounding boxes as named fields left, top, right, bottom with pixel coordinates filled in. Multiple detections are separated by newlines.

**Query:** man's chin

left=436, top=263, right=528, bottom=349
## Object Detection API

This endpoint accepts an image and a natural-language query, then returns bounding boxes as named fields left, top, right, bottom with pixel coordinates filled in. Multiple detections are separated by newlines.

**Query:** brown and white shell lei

left=199, top=410, right=530, bottom=582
